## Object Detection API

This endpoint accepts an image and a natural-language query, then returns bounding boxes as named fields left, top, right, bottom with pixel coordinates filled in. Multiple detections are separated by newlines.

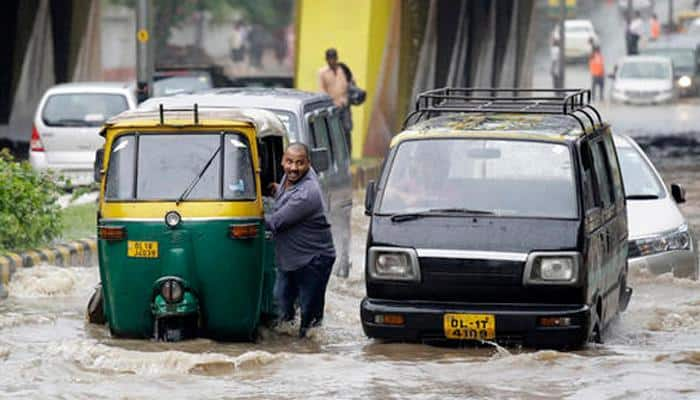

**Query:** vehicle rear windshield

left=153, top=75, right=212, bottom=97
left=619, top=61, right=671, bottom=79
left=105, top=133, right=256, bottom=201
left=616, top=146, right=665, bottom=199
left=271, top=110, right=298, bottom=140
left=42, top=93, right=128, bottom=127
left=642, top=48, right=695, bottom=70
left=378, top=139, right=578, bottom=219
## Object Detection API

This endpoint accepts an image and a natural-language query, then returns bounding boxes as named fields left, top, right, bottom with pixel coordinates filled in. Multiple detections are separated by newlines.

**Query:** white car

left=614, top=134, right=698, bottom=279
left=552, top=19, right=599, bottom=60
left=30, top=82, right=137, bottom=186
left=610, top=56, right=675, bottom=104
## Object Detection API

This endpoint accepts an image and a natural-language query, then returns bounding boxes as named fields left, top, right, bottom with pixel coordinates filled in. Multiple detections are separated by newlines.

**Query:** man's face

left=326, top=55, right=338, bottom=70
left=282, top=147, right=310, bottom=183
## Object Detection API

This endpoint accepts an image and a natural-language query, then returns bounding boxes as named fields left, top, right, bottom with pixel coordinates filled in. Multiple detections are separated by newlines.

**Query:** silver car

left=614, top=134, right=698, bottom=279
left=30, top=82, right=137, bottom=186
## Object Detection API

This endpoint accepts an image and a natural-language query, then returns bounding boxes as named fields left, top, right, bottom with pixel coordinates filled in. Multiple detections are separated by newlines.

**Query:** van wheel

left=86, top=284, right=106, bottom=324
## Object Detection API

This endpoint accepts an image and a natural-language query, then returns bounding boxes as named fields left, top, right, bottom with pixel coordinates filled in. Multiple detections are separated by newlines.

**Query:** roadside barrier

left=0, top=239, right=97, bottom=299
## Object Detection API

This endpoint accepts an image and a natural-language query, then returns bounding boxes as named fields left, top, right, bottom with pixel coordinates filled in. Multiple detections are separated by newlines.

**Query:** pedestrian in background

left=550, top=38, right=563, bottom=89
left=650, top=13, right=661, bottom=41
left=589, top=45, right=605, bottom=101
left=627, top=11, right=643, bottom=54
left=318, top=48, right=353, bottom=152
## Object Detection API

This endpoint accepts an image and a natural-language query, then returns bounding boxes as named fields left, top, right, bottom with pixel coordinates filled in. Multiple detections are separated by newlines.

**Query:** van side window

left=311, top=116, right=333, bottom=164
left=602, top=135, right=624, bottom=202
left=591, top=140, right=615, bottom=208
left=327, top=114, right=350, bottom=168
left=580, top=141, right=601, bottom=211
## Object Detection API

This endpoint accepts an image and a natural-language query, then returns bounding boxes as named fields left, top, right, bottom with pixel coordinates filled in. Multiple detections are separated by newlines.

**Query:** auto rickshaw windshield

left=378, top=139, right=578, bottom=218
left=105, top=132, right=256, bottom=201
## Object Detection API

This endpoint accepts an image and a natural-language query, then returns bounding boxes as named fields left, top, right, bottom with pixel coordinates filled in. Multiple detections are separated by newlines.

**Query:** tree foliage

left=0, top=150, right=63, bottom=253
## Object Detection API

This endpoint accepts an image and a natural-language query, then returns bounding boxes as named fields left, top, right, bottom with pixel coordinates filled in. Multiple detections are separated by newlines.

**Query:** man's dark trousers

left=274, top=254, right=336, bottom=333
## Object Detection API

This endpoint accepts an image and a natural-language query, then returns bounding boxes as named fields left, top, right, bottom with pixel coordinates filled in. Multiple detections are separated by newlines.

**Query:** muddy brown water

left=2, top=156, right=700, bottom=399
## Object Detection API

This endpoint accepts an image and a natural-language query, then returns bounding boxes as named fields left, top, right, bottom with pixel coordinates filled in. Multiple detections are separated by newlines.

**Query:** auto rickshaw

left=88, top=105, right=289, bottom=341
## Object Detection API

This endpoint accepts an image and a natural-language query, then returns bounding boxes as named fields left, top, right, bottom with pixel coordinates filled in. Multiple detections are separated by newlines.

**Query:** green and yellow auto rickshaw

left=89, top=105, right=288, bottom=341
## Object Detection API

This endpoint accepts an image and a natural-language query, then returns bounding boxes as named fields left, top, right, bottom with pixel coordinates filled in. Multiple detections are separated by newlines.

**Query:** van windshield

left=378, top=139, right=578, bottom=219
left=42, top=93, right=129, bottom=127
left=105, top=133, right=256, bottom=201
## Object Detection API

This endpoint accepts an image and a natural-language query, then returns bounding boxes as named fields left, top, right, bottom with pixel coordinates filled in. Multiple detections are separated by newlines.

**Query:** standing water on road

left=1, top=191, right=699, bottom=398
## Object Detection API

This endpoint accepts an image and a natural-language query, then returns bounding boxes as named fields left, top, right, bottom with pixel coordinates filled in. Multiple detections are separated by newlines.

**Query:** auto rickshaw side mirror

left=671, top=183, right=686, bottom=204
left=365, top=180, right=376, bottom=216
left=94, top=148, right=105, bottom=183
left=310, top=147, right=330, bottom=172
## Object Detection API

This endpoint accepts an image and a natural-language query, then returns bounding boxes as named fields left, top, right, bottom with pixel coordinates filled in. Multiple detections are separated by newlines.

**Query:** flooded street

left=1, top=189, right=700, bottom=399
left=2, top=1, right=700, bottom=399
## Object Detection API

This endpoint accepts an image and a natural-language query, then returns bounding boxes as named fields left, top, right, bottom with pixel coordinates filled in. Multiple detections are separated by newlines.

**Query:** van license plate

left=127, top=241, right=159, bottom=258
left=443, top=313, right=495, bottom=340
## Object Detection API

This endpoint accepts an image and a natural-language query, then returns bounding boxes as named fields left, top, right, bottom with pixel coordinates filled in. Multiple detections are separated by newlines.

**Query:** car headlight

left=678, top=76, right=692, bottom=88
left=367, top=247, right=420, bottom=281
left=523, top=252, right=580, bottom=285
left=629, top=224, right=692, bottom=258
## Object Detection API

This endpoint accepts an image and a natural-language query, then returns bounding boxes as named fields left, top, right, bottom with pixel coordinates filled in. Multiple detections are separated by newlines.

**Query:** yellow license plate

left=127, top=241, right=159, bottom=258
left=443, top=313, right=496, bottom=340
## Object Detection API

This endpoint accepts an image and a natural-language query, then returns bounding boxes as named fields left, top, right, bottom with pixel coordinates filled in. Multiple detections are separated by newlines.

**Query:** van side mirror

left=94, top=148, right=104, bottom=183
left=365, top=180, right=376, bottom=216
left=310, top=147, right=330, bottom=172
left=671, top=183, right=686, bottom=203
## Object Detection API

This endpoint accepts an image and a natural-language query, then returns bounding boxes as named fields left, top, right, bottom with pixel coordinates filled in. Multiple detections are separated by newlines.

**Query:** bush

left=0, top=149, right=63, bottom=253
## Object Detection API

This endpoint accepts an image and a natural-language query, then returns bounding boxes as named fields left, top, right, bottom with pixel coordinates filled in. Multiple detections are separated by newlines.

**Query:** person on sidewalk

left=265, top=143, right=336, bottom=338
left=318, top=48, right=353, bottom=153
left=650, top=13, right=661, bottom=41
left=551, top=38, right=563, bottom=89
left=627, top=11, right=643, bottom=55
left=589, top=45, right=606, bottom=101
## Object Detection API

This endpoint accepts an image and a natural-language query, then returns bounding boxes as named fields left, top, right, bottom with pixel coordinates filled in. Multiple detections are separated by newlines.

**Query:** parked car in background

left=610, top=56, right=675, bottom=104
left=641, top=36, right=700, bottom=96
left=552, top=19, right=599, bottom=61
left=30, top=82, right=137, bottom=186
left=614, top=134, right=698, bottom=279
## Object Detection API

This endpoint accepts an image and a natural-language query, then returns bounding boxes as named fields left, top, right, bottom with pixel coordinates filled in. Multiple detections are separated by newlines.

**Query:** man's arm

left=265, top=186, right=322, bottom=234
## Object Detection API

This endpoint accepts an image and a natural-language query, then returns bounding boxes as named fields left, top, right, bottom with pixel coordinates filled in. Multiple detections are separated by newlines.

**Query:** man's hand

left=267, top=182, right=280, bottom=196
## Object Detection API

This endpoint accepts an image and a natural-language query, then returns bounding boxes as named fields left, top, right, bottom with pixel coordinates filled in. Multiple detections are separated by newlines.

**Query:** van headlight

left=523, top=252, right=580, bottom=285
left=367, top=247, right=420, bottom=281
left=628, top=223, right=692, bottom=258
left=678, top=76, right=692, bottom=88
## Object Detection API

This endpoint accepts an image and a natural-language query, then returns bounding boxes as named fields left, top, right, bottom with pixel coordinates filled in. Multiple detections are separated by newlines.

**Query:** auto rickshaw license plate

left=127, top=241, right=159, bottom=258
left=443, top=313, right=495, bottom=340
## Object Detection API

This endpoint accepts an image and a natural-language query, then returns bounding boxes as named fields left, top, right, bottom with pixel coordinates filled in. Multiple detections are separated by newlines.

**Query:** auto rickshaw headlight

left=523, top=252, right=580, bottom=285
left=160, top=279, right=184, bottom=304
left=165, top=211, right=181, bottom=228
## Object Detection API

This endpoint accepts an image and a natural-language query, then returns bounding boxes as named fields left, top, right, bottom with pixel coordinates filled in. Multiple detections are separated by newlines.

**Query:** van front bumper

left=361, top=298, right=592, bottom=349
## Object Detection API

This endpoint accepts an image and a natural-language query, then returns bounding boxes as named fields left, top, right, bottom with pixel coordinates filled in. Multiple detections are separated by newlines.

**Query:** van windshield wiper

left=390, top=208, right=494, bottom=222
left=626, top=194, right=660, bottom=200
left=176, top=144, right=222, bottom=205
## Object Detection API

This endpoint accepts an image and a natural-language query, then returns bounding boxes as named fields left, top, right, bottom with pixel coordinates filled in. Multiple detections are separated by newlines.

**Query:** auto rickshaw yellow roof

left=101, top=106, right=287, bottom=139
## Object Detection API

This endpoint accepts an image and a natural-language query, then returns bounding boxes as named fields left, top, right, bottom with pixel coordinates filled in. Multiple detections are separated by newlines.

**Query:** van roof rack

left=403, top=88, right=603, bottom=132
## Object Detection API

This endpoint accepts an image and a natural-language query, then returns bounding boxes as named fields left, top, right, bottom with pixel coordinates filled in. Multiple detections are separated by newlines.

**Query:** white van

left=30, top=82, right=137, bottom=186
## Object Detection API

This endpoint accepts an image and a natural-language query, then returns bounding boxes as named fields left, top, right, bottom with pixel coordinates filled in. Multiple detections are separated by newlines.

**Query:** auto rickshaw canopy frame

left=403, top=88, right=604, bottom=133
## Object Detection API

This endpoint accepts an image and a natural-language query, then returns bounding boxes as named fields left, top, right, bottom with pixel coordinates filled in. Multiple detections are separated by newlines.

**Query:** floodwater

left=2, top=177, right=700, bottom=399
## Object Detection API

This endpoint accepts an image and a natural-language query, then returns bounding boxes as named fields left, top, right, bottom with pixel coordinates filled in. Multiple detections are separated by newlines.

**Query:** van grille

left=419, top=257, right=523, bottom=286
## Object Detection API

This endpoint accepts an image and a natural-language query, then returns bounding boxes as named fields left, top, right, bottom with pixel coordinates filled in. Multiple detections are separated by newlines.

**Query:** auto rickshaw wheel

left=86, top=284, right=106, bottom=324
